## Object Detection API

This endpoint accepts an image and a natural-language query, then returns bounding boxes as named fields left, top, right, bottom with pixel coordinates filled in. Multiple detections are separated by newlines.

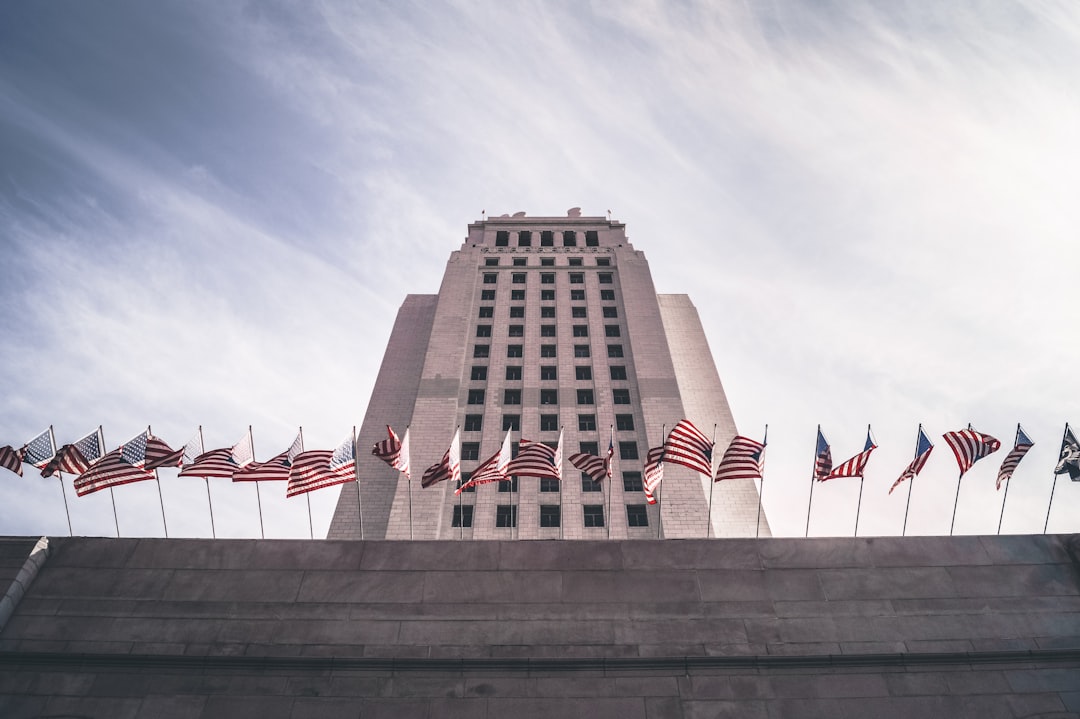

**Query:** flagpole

left=997, top=423, right=1019, bottom=535
left=559, top=426, right=565, bottom=541
left=56, top=471, right=73, bottom=537
left=1044, top=423, right=1069, bottom=534
left=707, top=424, right=717, bottom=539
left=200, top=426, right=217, bottom=539
left=949, top=472, right=962, bottom=536
left=248, top=426, right=265, bottom=539
left=406, top=425, right=413, bottom=541
left=147, top=425, right=169, bottom=538
left=756, top=424, right=768, bottom=539
left=805, top=425, right=819, bottom=538
left=98, top=428, right=120, bottom=538
left=607, top=425, right=613, bottom=541
left=901, top=425, right=920, bottom=537
left=352, top=426, right=364, bottom=540
left=853, top=424, right=870, bottom=538
left=299, top=427, right=312, bottom=540
left=657, top=424, right=666, bottom=540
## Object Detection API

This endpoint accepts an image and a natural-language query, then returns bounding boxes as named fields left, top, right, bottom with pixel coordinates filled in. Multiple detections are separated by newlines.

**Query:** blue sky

left=2, top=0, right=1078, bottom=538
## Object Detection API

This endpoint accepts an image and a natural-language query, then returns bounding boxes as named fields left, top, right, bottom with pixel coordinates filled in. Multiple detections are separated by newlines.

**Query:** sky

left=1, top=0, right=1078, bottom=539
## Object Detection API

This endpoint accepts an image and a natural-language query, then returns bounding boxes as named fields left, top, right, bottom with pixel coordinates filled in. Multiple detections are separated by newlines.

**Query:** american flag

left=714, top=435, right=766, bottom=483
left=643, top=482, right=657, bottom=505
left=178, top=432, right=254, bottom=479
left=1053, top=425, right=1079, bottom=481
left=40, top=444, right=90, bottom=478
left=74, top=428, right=106, bottom=464
left=287, top=433, right=356, bottom=497
left=421, top=429, right=461, bottom=489
left=73, top=447, right=155, bottom=496
left=506, top=438, right=560, bottom=480
left=120, top=430, right=149, bottom=467
left=663, top=420, right=714, bottom=477
left=373, top=425, right=411, bottom=478
left=889, top=427, right=934, bottom=495
left=943, top=427, right=1001, bottom=477
left=456, top=430, right=511, bottom=494
left=146, top=432, right=202, bottom=471
left=643, top=445, right=664, bottom=492
left=0, top=445, right=22, bottom=477
left=604, top=431, right=614, bottom=480
left=22, top=428, right=56, bottom=469
left=569, top=452, right=607, bottom=483
left=996, top=425, right=1033, bottom=490
left=813, top=427, right=832, bottom=481
left=824, top=429, right=876, bottom=480
left=234, top=432, right=304, bottom=482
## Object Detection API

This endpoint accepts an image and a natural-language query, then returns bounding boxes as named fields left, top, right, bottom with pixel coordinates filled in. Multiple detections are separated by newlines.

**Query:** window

left=478, top=306, right=494, bottom=318
left=540, top=505, right=561, bottom=527
left=496, top=505, right=517, bottom=527
left=541, top=273, right=555, bottom=284
left=569, top=273, right=584, bottom=284
left=610, top=366, right=627, bottom=381
left=470, top=366, right=487, bottom=381
left=578, top=414, right=597, bottom=431
left=502, top=414, right=520, bottom=431
left=575, top=366, right=592, bottom=381
left=482, top=289, right=496, bottom=301
left=540, top=306, right=555, bottom=318
left=585, top=230, right=599, bottom=246
left=540, top=389, right=559, bottom=405
left=540, top=345, right=556, bottom=358
left=498, top=478, right=518, bottom=493
left=495, top=231, right=509, bottom=246
left=563, top=231, right=577, bottom=247
left=582, top=474, right=602, bottom=492
left=607, top=345, right=623, bottom=358
left=540, top=257, right=554, bottom=266
left=577, top=389, right=594, bottom=405
left=508, top=325, right=524, bottom=337
left=452, top=505, right=474, bottom=527
left=540, top=478, right=560, bottom=493
left=464, top=414, right=483, bottom=432
left=541, top=325, right=556, bottom=337
left=474, top=345, right=489, bottom=358
left=461, top=443, right=480, bottom=461
left=507, top=345, right=523, bottom=358
left=457, top=475, right=475, bottom=493
left=615, top=414, right=634, bottom=431
left=512, top=273, right=526, bottom=284
left=599, top=272, right=613, bottom=284
left=505, top=366, right=522, bottom=381
left=541, top=289, right=555, bottom=301
left=572, top=306, right=587, bottom=318
left=504, top=389, right=521, bottom=404
left=623, top=472, right=643, bottom=492
left=540, top=414, right=559, bottom=431
left=602, top=306, right=618, bottom=318
left=579, top=441, right=599, bottom=455
left=613, top=389, right=630, bottom=405
left=619, top=441, right=638, bottom=460
left=518, top=231, right=532, bottom=247
left=476, top=325, right=492, bottom=337
left=596, top=258, right=610, bottom=266
left=605, top=325, right=621, bottom=337
left=540, top=366, right=557, bottom=380
left=483, top=273, right=497, bottom=284
left=573, top=325, right=588, bottom=337
left=626, top=505, right=648, bottom=527
left=600, top=289, right=615, bottom=301
left=485, top=258, right=499, bottom=266
left=574, top=345, right=590, bottom=358
left=568, top=257, right=583, bottom=266
left=468, top=389, right=485, bottom=405
left=510, top=289, right=525, bottom=301
left=584, top=505, right=605, bottom=527
left=541, top=231, right=554, bottom=247
left=509, top=306, right=525, bottom=318
left=513, top=257, right=527, bottom=267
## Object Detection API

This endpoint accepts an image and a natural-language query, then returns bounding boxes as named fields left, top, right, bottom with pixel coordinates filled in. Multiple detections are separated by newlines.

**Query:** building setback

left=328, top=211, right=769, bottom=540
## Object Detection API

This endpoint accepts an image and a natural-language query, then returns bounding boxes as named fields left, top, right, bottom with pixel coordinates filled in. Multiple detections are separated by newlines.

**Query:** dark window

left=512, top=273, right=526, bottom=284
left=457, top=474, right=475, bottom=493
left=577, top=389, right=594, bottom=405
left=452, top=505, right=474, bottom=527
left=541, top=324, right=556, bottom=337
left=578, top=414, right=597, bottom=431
left=596, top=257, right=610, bottom=266
left=513, top=257, right=527, bottom=267
left=582, top=474, right=602, bottom=492
left=541, top=289, right=555, bottom=301
left=470, top=366, right=487, bottom=381
left=585, top=230, right=599, bottom=246
left=613, top=389, right=631, bottom=405
left=461, top=442, right=480, bottom=461
left=508, top=325, right=524, bottom=337
left=619, top=441, right=638, bottom=460
left=483, top=273, right=497, bottom=284
left=510, top=289, right=525, bottom=301
left=540, top=365, right=557, bottom=380
left=540, top=414, right=559, bottom=431
left=572, top=306, right=587, bottom=318
left=540, top=505, right=561, bottom=527
left=575, top=366, right=592, bottom=381
left=570, top=289, right=585, bottom=301
left=502, top=414, right=520, bottom=431
left=563, top=231, right=577, bottom=246
left=607, top=344, right=623, bottom=358
left=610, top=366, right=627, bottom=381
left=602, top=306, right=618, bottom=318
left=467, top=389, right=485, bottom=405
left=574, top=345, right=590, bottom=358
left=540, top=389, right=559, bottom=405
left=476, top=325, right=492, bottom=337
left=541, top=306, right=555, bottom=318
left=496, top=505, right=517, bottom=527
left=505, top=366, right=522, bottom=381
left=498, top=477, right=518, bottom=493
left=540, top=345, right=557, bottom=358
left=541, top=231, right=554, bottom=247
left=504, top=389, right=521, bottom=404
left=507, top=345, right=523, bottom=358
left=599, top=272, right=613, bottom=284
left=510, top=306, right=525, bottom=318
left=540, top=257, right=555, bottom=265
left=518, top=231, right=532, bottom=247
left=573, top=325, right=588, bottom=337
left=464, top=414, right=483, bottom=432
left=623, top=472, right=643, bottom=492
left=627, top=505, right=648, bottom=527
left=568, top=257, right=583, bottom=266
left=540, top=478, right=560, bottom=493
left=584, top=505, right=605, bottom=527
left=485, top=258, right=499, bottom=266
left=495, top=231, right=509, bottom=246
left=615, top=413, right=634, bottom=431
left=579, top=441, right=599, bottom=455
left=600, top=289, right=615, bottom=301
left=478, top=306, right=494, bottom=318
left=605, top=325, right=621, bottom=337
left=541, top=273, right=555, bottom=284
left=481, top=289, right=496, bottom=301
left=473, top=345, right=490, bottom=358
left=569, top=273, right=584, bottom=284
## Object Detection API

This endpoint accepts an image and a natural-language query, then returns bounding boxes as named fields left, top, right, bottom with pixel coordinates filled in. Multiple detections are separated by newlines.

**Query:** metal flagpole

left=352, top=426, right=364, bottom=540
left=949, top=472, right=963, bottom=536
left=99, top=428, right=120, bottom=538
left=559, top=426, right=564, bottom=541
left=853, top=424, right=871, bottom=538
left=901, top=424, right=921, bottom=537
left=249, top=426, right=265, bottom=539
left=997, top=423, right=1019, bottom=535
left=607, top=425, right=613, bottom=541
left=148, top=426, right=168, bottom=538
left=200, top=426, right=217, bottom=539
left=299, top=427, right=312, bottom=540
left=1044, top=423, right=1069, bottom=534
left=405, top=425, right=413, bottom=541
left=756, top=424, right=768, bottom=539
left=707, top=424, right=717, bottom=539
left=805, top=425, right=820, bottom=538
left=657, top=424, right=666, bottom=540
left=56, top=470, right=73, bottom=537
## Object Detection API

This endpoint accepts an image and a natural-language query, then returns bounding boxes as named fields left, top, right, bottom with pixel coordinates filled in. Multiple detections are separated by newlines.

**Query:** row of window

left=456, top=472, right=645, bottom=495
left=494, top=230, right=601, bottom=247
left=463, top=413, right=635, bottom=433
left=452, top=503, right=649, bottom=528
left=457, top=440, right=638, bottom=464
left=479, top=306, right=618, bottom=319
left=481, top=289, right=616, bottom=302
left=485, top=256, right=610, bottom=267
left=484, top=272, right=613, bottom=285
left=471, top=366, right=627, bottom=382
left=477, top=324, right=621, bottom=338
left=466, top=388, right=631, bottom=405
left=474, top=344, right=624, bottom=359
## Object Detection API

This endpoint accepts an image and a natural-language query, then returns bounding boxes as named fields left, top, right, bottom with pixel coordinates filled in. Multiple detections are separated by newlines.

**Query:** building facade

left=328, top=211, right=768, bottom=540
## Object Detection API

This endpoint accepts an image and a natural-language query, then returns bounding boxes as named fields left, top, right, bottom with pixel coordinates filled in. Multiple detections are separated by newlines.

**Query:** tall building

left=328, top=210, right=768, bottom=540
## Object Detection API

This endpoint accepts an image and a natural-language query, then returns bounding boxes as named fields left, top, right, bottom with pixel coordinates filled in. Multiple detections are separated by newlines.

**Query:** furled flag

left=145, top=432, right=201, bottom=471
left=0, top=445, right=22, bottom=476
left=234, top=431, right=304, bottom=482
left=996, top=425, right=1034, bottom=490
left=604, top=431, right=614, bottom=480
left=825, top=429, right=876, bottom=480
left=889, top=427, right=934, bottom=494
left=73, top=430, right=156, bottom=496
left=179, top=431, right=255, bottom=479
left=643, top=445, right=665, bottom=505
left=714, top=435, right=766, bottom=483
left=506, top=438, right=561, bottom=480
left=287, top=432, right=357, bottom=497
left=812, top=427, right=832, bottom=481
left=663, top=420, right=714, bottom=476
left=457, top=430, right=512, bottom=494
left=372, top=425, right=410, bottom=478
left=942, top=427, right=1001, bottom=477
left=1054, top=425, right=1080, bottom=481
left=421, top=429, right=462, bottom=489
left=22, top=428, right=56, bottom=469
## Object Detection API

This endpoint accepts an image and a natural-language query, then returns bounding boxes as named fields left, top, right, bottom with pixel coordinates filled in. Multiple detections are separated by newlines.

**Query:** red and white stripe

left=0, top=445, right=22, bottom=477
left=287, top=450, right=354, bottom=497
left=643, top=446, right=664, bottom=491
left=73, top=449, right=155, bottom=496
left=569, top=452, right=607, bottom=483
left=506, top=439, right=560, bottom=480
left=943, top=428, right=1001, bottom=477
left=714, top=436, right=766, bottom=483
left=663, top=420, right=714, bottom=477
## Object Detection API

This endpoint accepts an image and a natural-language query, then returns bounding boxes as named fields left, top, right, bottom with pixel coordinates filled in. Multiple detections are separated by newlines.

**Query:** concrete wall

left=1, top=534, right=1079, bottom=717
